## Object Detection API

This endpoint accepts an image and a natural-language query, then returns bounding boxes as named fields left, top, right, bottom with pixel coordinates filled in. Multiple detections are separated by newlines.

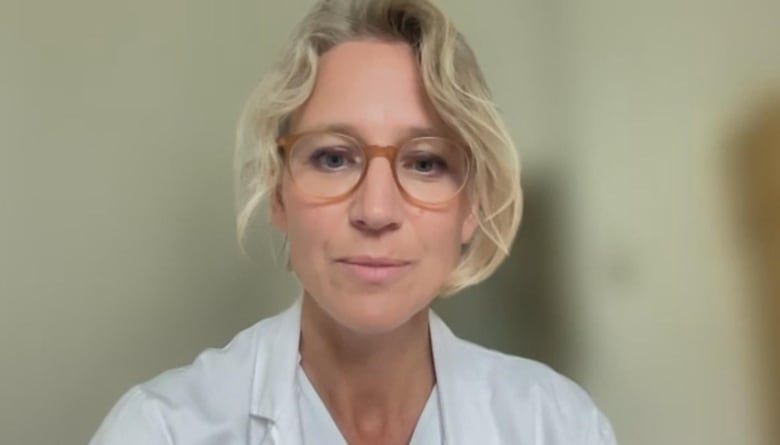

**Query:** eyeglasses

left=277, top=131, right=471, bottom=207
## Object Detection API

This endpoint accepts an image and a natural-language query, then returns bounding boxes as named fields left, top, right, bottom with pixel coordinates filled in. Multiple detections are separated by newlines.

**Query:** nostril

left=350, top=198, right=403, bottom=234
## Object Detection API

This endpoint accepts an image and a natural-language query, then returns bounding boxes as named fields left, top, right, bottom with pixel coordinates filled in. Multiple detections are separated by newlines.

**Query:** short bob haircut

left=235, top=0, right=523, bottom=296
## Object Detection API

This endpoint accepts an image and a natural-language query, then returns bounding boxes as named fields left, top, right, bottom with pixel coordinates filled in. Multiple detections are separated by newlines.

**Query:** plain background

left=1, top=1, right=779, bottom=444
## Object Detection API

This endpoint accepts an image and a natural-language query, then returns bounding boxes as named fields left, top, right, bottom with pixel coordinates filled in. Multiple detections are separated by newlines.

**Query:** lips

left=338, top=256, right=410, bottom=267
left=336, top=256, right=411, bottom=282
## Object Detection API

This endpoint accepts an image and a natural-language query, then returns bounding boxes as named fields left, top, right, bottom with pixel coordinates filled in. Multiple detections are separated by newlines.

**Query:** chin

left=320, top=287, right=429, bottom=335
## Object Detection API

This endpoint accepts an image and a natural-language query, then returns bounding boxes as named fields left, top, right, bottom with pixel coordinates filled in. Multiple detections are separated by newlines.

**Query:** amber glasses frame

left=277, top=131, right=471, bottom=208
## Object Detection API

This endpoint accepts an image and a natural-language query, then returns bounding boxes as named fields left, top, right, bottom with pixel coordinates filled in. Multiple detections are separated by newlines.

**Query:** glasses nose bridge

left=350, top=143, right=405, bottom=230
left=357, top=143, right=401, bottom=192
left=363, top=144, right=398, bottom=163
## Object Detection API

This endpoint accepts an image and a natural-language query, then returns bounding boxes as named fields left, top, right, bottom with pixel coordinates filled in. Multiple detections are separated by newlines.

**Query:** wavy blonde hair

left=235, top=0, right=522, bottom=295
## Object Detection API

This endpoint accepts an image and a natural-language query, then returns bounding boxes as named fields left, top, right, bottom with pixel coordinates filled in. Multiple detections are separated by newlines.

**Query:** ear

left=460, top=203, right=479, bottom=244
left=270, top=185, right=288, bottom=232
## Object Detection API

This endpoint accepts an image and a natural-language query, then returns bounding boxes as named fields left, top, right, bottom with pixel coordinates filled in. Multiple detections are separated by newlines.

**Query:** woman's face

left=272, top=40, right=477, bottom=335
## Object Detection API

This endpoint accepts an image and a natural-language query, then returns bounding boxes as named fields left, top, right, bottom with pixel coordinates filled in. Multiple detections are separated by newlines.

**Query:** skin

left=271, top=39, right=477, bottom=444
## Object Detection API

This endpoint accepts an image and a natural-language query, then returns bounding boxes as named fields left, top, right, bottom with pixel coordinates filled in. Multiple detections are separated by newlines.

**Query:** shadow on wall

left=433, top=169, right=572, bottom=374
left=728, top=92, right=780, bottom=441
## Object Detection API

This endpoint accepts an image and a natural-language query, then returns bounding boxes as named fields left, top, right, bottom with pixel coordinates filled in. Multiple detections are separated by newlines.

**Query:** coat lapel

left=430, top=310, right=502, bottom=445
left=248, top=298, right=304, bottom=445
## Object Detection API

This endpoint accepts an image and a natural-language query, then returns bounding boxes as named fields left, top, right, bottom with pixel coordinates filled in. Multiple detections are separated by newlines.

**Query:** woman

left=91, top=0, right=616, bottom=444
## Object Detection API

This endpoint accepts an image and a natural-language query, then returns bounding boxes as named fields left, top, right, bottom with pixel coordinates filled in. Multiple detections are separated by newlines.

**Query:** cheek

left=413, top=212, right=466, bottom=267
left=286, top=212, right=333, bottom=293
left=283, top=196, right=344, bottom=267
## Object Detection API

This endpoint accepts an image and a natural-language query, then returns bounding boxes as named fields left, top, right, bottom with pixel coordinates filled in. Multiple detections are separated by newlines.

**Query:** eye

left=413, top=158, right=440, bottom=173
left=322, top=152, right=345, bottom=168
left=310, top=147, right=357, bottom=171
left=404, top=154, right=448, bottom=175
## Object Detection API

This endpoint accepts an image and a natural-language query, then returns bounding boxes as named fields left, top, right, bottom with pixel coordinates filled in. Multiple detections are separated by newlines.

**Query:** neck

left=298, top=292, right=435, bottom=441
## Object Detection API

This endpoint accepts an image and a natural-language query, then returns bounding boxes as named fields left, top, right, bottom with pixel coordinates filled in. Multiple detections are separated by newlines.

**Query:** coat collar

left=248, top=297, right=303, bottom=442
left=430, top=311, right=500, bottom=444
left=247, top=298, right=498, bottom=445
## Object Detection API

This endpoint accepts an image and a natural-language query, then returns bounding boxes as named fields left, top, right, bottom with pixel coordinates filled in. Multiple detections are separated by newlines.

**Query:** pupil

left=416, top=160, right=433, bottom=171
left=326, top=154, right=343, bottom=167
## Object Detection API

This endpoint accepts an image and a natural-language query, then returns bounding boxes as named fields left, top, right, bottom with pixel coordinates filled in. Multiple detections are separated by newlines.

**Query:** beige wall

left=1, top=1, right=777, bottom=444
left=558, top=1, right=780, bottom=444
left=0, top=1, right=304, bottom=443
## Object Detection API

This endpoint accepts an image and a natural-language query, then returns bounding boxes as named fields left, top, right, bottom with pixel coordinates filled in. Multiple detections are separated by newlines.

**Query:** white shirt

left=90, top=298, right=617, bottom=445
left=296, top=362, right=442, bottom=444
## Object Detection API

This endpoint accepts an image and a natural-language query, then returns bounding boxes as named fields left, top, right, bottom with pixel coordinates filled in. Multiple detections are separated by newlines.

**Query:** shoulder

left=443, top=335, right=617, bottom=444
left=139, top=311, right=280, bottom=410
left=89, top=308, right=293, bottom=445
left=89, top=386, right=172, bottom=445
left=467, top=340, right=594, bottom=410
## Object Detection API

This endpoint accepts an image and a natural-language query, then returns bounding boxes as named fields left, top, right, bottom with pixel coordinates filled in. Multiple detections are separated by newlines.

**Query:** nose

left=348, top=157, right=404, bottom=234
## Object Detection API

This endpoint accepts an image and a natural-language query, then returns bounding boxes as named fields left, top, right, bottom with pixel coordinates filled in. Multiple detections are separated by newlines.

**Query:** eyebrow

left=309, top=123, right=446, bottom=142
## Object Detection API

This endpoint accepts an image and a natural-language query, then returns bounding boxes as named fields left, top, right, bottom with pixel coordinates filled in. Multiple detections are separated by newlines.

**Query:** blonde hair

left=235, top=0, right=522, bottom=295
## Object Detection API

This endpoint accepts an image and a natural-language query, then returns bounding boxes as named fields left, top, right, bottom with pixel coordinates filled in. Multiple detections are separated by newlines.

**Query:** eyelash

left=309, top=147, right=358, bottom=169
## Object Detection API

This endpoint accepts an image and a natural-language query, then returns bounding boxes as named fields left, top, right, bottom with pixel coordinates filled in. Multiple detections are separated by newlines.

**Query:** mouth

left=335, top=256, right=412, bottom=282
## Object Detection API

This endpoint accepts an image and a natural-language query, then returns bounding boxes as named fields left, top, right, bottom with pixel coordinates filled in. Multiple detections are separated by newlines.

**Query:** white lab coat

left=90, top=298, right=617, bottom=445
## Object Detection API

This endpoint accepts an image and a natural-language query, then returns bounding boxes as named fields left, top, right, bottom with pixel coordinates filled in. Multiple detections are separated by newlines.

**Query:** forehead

left=292, top=39, right=446, bottom=140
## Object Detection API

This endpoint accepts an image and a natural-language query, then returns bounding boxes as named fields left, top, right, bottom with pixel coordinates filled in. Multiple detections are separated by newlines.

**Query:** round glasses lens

left=396, top=138, right=469, bottom=204
left=288, top=132, right=363, bottom=198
